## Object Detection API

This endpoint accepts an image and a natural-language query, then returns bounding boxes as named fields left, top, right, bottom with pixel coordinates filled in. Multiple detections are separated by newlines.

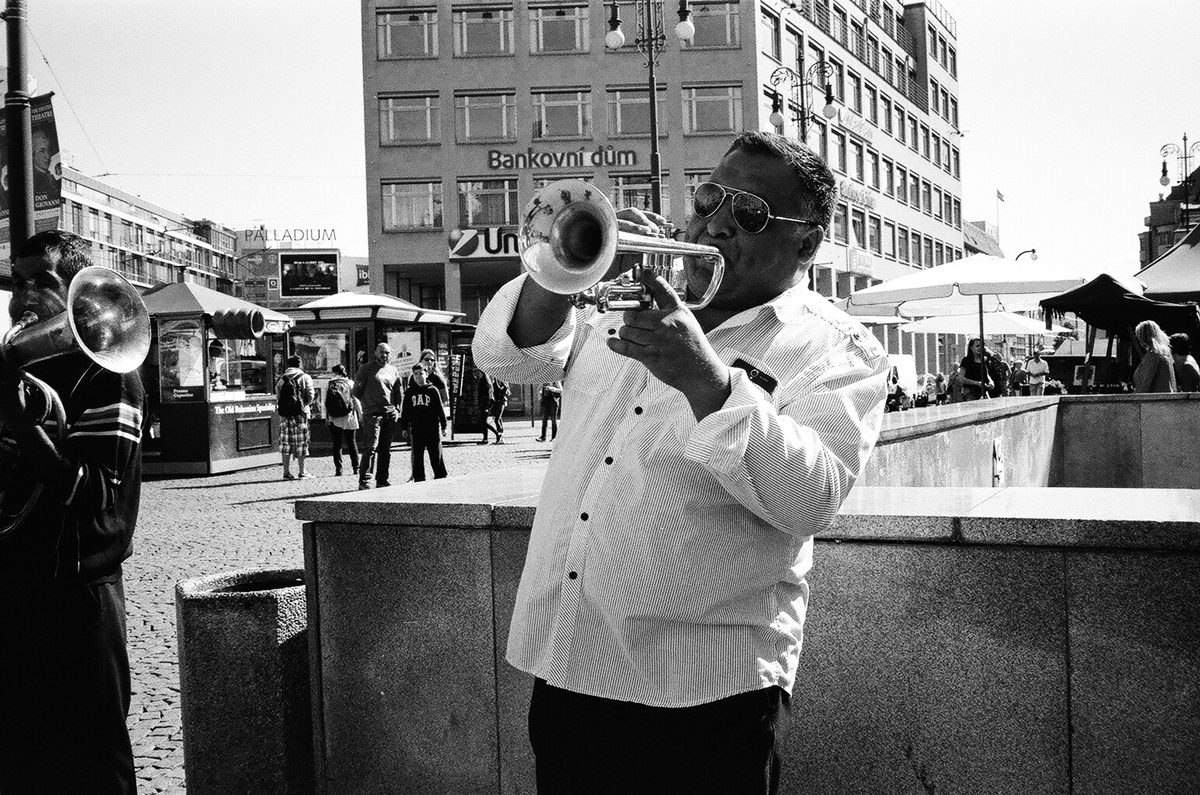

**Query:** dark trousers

left=540, top=405, right=559, bottom=439
left=529, top=679, right=790, bottom=795
left=329, top=424, right=359, bottom=474
left=0, top=579, right=136, bottom=794
left=409, top=428, right=447, bottom=481
left=488, top=405, right=506, bottom=439
left=359, top=412, right=396, bottom=486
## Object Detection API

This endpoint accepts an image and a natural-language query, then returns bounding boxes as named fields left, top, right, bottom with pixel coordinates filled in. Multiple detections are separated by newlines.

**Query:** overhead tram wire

left=28, top=25, right=108, bottom=174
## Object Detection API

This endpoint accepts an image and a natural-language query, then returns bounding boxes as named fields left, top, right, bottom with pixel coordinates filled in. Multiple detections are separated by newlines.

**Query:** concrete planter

left=176, top=568, right=311, bottom=795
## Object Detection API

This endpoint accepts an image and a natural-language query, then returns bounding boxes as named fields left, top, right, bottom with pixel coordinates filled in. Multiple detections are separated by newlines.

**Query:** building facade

left=361, top=0, right=965, bottom=351
left=1139, top=163, right=1200, bottom=268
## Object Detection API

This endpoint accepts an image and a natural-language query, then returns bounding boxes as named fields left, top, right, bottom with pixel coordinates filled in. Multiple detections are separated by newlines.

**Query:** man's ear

left=797, top=224, right=825, bottom=265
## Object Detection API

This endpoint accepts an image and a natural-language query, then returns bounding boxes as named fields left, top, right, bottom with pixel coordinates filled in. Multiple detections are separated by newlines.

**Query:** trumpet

left=0, top=266, right=151, bottom=536
left=518, top=179, right=724, bottom=312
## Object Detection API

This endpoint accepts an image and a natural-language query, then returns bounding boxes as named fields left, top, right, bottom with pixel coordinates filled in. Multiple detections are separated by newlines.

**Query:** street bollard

left=176, top=568, right=311, bottom=795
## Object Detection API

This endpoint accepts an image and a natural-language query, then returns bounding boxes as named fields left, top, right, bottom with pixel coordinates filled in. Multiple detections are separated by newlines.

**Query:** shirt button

left=580, top=512, right=589, bottom=521
left=634, top=406, right=643, bottom=414
left=604, top=456, right=613, bottom=465
left=568, top=571, right=578, bottom=580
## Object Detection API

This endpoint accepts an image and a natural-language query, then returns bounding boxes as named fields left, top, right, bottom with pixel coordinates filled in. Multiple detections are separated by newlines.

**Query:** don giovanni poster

left=279, top=251, right=339, bottom=297
left=0, top=93, right=63, bottom=258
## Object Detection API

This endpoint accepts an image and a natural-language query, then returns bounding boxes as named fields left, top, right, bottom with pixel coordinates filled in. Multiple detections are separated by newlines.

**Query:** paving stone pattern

left=128, top=422, right=552, bottom=792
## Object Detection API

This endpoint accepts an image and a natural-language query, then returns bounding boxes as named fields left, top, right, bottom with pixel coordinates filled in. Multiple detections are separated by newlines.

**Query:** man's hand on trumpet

left=607, top=271, right=731, bottom=422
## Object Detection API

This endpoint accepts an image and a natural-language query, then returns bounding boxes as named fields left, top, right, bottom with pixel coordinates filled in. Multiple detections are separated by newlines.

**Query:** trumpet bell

left=519, top=179, right=618, bottom=295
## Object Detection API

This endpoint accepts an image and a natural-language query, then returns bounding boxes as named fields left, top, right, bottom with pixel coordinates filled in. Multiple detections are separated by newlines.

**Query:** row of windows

left=376, top=3, right=742, bottom=60
left=380, top=85, right=743, bottom=144
left=929, top=78, right=958, bottom=129
left=926, top=23, right=957, bottom=78
left=831, top=202, right=961, bottom=268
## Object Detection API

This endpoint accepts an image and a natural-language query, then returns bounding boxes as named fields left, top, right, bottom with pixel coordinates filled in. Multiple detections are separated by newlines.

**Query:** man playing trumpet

left=473, top=131, right=888, bottom=794
left=0, top=231, right=143, bottom=793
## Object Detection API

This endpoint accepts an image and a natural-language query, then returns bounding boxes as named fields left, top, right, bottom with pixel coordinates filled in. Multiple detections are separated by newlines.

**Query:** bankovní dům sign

left=487, top=145, right=638, bottom=170
left=0, top=93, right=63, bottom=259
left=279, top=251, right=339, bottom=297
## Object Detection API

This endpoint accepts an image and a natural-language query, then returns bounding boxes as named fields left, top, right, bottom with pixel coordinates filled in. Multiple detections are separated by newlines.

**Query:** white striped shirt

left=473, top=275, right=888, bottom=707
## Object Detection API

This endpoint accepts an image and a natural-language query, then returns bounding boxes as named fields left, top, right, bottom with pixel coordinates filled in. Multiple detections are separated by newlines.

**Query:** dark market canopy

left=1039, top=272, right=1200, bottom=337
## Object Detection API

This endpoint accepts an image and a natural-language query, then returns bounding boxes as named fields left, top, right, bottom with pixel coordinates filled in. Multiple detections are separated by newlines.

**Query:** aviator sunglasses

left=692, top=182, right=821, bottom=235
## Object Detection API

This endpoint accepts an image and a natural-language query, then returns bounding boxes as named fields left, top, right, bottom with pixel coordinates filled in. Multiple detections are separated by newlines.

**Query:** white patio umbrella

left=899, top=311, right=1067, bottom=336
left=846, top=254, right=1088, bottom=344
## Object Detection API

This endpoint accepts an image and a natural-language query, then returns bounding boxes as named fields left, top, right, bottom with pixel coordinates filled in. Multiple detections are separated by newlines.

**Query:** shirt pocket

left=565, top=322, right=622, bottom=396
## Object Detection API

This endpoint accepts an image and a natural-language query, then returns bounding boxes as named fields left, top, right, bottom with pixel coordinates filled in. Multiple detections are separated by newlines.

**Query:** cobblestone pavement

left=128, top=420, right=552, bottom=792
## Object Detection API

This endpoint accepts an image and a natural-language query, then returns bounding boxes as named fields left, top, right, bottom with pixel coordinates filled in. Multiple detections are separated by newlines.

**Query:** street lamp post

left=1015, top=248, right=1037, bottom=261
left=767, top=53, right=837, bottom=144
left=605, top=1, right=694, bottom=214
left=1159, top=132, right=1200, bottom=232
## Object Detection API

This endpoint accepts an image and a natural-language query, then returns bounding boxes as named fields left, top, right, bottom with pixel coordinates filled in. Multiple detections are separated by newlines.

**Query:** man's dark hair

left=286, top=355, right=301, bottom=368
left=1169, top=332, right=1192, bottom=356
left=724, top=131, right=837, bottom=229
left=331, top=363, right=347, bottom=376
left=14, top=230, right=93, bottom=281
left=412, top=364, right=424, bottom=372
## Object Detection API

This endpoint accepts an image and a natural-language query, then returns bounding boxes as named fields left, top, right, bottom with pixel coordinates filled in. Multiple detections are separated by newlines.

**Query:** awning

left=285, top=291, right=466, bottom=325
left=1137, top=223, right=1200, bottom=302
left=142, top=281, right=295, bottom=334
left=1040, top=272, right=1200, bottom=337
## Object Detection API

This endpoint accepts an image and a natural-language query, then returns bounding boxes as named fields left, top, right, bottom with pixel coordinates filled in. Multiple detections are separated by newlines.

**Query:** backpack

left=325, top=377, right=352, bottom=418
left=277, top=374, right=304, bottom=418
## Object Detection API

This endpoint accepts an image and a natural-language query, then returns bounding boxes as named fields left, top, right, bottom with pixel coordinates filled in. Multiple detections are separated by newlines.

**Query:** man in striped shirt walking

left=0, top=231, right=144, bottom=793
left=474, top=131, right=889, bottom=794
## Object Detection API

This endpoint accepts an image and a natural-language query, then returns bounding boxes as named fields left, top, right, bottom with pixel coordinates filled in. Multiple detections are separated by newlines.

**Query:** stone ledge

left=878, top=396, right=1058, bottom=442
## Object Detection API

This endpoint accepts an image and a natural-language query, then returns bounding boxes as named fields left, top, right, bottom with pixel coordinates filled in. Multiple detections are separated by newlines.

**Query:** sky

left=16, top=0, right=1200, bottom=276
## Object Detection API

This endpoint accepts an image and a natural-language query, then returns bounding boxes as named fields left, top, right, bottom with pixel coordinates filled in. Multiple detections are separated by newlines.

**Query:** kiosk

left=142, top=282, right=295, bottom=475
left=283, top=293, right=474, bottom=447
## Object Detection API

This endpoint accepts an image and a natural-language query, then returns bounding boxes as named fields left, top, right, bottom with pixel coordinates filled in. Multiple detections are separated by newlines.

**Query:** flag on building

left=996, top=189, right=1006, bottom=202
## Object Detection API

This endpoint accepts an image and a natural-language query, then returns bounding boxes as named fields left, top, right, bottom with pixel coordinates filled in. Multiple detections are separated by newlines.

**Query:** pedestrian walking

left=353, top=342, right=404, bottom=489
left=325, top=363, right=360, bottom=476
left=537, top=381, right=562, bottom=441
left=401, top=364, right=448, bottom=481
left=1025, top=349, right=1049, bottom=396
left=476, top=367, right=495, bottom=444
left=277, top=355, right=315, bottom=479
left=490, top=377, right=510, bottom=444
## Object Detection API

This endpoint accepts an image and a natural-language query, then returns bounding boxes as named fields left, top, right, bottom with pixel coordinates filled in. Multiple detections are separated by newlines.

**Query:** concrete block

left=785, top=542, right=1069, bottom=794
left=492, top=529, right=537, bottom=795
left=175, top=568, right=310, bottom=795
left=1057, top=401, right=1141, bottom=487
left=1139, top=400, right=1200, bottom=488
left=308, top=524, right=497, bottom=794
left=1068, top=552, right=1200, bottom=793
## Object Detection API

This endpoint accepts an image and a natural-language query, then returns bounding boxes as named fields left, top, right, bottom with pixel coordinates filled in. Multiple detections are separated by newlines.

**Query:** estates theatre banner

left=0, top=94, right=63, bottom=260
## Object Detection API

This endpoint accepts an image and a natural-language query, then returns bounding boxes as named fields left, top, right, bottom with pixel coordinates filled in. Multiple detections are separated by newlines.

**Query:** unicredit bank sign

left=449, top=227, right=519, bottom=260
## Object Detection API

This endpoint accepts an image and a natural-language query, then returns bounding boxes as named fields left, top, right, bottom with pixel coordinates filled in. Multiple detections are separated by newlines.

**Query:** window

left=683, top=1, right=741, bottom=48
left=883, top=220, right=896, bottom=258
left=829, top=59, right=845, bottom=103
left=607, top=88, right=667, bottom=136
left=938, top=37, right=948, bottom=69
left=924, top=237, right=934, bottom=268
left=928, top=25, right=937, bottom=55
left=850, top=208, right=866, bottom=249
left=850, top=140, right=865, bottom=181
left=760, top=10, right=780, bottom=60
left=532, top=90, right=591, bottom=138
left=379, top=94, right=439, bottom=143
left=921, top=179, right=932, bottom=214
left=940, top=88, right=950, bottom=122
left=933, top=186, right=943, bottom=220
left=931, top=132, right=942, bottom=167
left=784, top=28, right=801, bottom=71
left=952, top=147, right=961, bottom=179
left=288, top=332, right=347, bottom=381
left=458, top=178, right=519, bottom=225
left=896, top=166, right=908, bottom=204
left=910, top=232, right=922, bottom=267
left=949, top=97, right=959, bottom=129
left=455, top=92, right=517, bottom=140
left=942, top=139, right=952, bottom=174
left=811, top=118, right=829, bottom=162
left=533, top=173, right=594, bottom=189
left=831, top=130, right=847, bottom=173
left=908, top=172, right=920, bottom=206
left=682, top=85, right=743, bottom=133
left=868, top=215, right=881, bottom=254
left=882, top=157, right=894, bottom=196
left=848, top=71, right=862, bottom=114
left=952, top=197, right=961, bottom=228
left=897, top=226, right=909, bottom=263
left=881, top=95, right=893, bottom=135
left=865, top=84, right=878, bottom=125
left=611, top=174, right=671, bottom=216
left=920, top=124, right=931, bottom=158
left=833, top=203, right=849, bottom=244
left=930, top=78, right=940, bottom=116
left=944, top=192, right=954, bottom=225
left=934, top=242, right=944, bottom=267
left=382, top=181, right=443, bottom=230
left=908, top=117, right=918, bottom=150
left=833, top=6, right=848, bottom=45
left=529, top=6, right=589, bottom=54
left=453, top=8, right=514, bottom=56
left=868, top=150, right=880, bottom=189
left=948, top=46, right=958, bottom=77
left=895, top=106, right=906, bottom=144
left=866, top=33, right=879, bottom=71
left=882, top=47, right=894, bottom=85
left=377, top=9, right=438, bottom=59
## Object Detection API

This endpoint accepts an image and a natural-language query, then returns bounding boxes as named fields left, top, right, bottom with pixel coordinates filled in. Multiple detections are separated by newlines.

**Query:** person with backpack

left=490, top=378, right=510, bottom=444
left=325, top=363, right=360, bottom=477
left=277, top=355, right=315, bottom=479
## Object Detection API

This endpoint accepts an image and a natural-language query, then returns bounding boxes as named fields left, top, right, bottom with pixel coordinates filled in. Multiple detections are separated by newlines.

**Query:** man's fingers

left=616, top=325, right=655, bottom=347
left=640, top=271, right=684, bottom=310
